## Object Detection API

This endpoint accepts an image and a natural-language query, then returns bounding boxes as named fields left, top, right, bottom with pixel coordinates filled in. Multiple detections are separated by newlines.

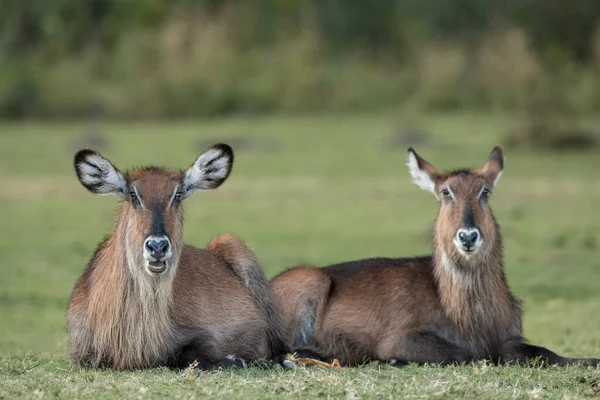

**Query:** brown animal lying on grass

left=67, top=144, right=290, bottom=371
left=272, top=146, right=600, bottom=368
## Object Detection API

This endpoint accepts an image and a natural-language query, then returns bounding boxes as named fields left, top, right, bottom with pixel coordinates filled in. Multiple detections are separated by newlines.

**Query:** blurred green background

left=1, top=2, right=600, bottom=398
left=2, top=0, right=600, bottom=118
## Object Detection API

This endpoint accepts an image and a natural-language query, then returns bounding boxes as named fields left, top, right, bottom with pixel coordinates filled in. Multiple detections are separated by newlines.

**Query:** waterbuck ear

left=182, top=143, right=234, bottom=197
left=480, top=146, right=504, bottom=188
left=406, top=147, right=439, bottom=194
left=74, top=149, right=127, bottom=197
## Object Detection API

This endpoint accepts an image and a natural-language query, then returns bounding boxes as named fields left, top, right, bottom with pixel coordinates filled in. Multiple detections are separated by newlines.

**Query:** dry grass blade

left=180, top=360, right=199, bottom=377
left=296, top=357, right=341, bottom=369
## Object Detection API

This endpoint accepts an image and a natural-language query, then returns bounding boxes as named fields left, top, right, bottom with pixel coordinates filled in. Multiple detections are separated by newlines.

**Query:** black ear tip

left=487, top=146, right=504, bottom=169
left=74, top=149, right=100, bottom=175
left=74, top=149, right=99, bottom=164
left=407, top=146, right=416, bottom=154
left=210, top=143, right=234, bottom=159
left=490, top=146, right=504, bottom=160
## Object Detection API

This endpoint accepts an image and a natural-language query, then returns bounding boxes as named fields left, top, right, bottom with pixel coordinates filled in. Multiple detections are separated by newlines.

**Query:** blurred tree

left=0, top=0, right=599, bottom=118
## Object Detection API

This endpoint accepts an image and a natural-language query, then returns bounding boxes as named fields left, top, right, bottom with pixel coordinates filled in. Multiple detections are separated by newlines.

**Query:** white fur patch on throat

left=440, top=251, right=468, bottom=284
left=441, top=251, right=454, bottom=274
left=407, top=152, right=435, bottom=193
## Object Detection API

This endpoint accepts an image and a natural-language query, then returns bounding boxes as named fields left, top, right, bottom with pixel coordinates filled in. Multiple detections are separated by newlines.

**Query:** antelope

left=271, top=146, right=600, bottom=367
left=67, top=143, right=290, bottom=370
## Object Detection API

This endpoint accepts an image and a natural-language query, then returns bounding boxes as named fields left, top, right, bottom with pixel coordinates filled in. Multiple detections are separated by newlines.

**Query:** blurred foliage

left=1, top=0, right=600, bottom=118
left=505, top=82, right=598, bottom=151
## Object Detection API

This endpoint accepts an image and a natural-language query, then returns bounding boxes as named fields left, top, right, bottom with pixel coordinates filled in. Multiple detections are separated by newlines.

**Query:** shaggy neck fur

left=85, top=204, right=179, bottom=369
left=432, top=228, right=522, bottom=357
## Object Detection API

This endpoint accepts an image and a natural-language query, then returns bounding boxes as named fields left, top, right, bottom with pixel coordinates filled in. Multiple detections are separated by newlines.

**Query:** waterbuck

left=68, top=144, right=289, bottom=370
left=271, top=146, right=600, bottom=367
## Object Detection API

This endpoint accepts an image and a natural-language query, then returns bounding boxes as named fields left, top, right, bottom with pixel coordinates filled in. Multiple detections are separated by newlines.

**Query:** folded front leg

left=500, top=338, right=600, bottom=367
left=395, top=331, right=472, bottom=365
left=175, top=342, right=247, bottom=371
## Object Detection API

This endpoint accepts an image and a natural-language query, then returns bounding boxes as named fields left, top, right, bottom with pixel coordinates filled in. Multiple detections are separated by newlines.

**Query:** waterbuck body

left=271, top=147, right=600, bottom=367
left=67, top=144, right=288, bottom=370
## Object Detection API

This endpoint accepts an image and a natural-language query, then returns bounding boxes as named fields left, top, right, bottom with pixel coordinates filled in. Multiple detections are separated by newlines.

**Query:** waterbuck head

left=74, top=144, right=233, bottom=277
left=407, top=146, right=504, bottom=262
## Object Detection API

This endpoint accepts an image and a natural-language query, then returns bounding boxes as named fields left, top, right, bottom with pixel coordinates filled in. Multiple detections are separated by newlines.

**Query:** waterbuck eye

left=170, top=190, right=184, bottom=206
left=440, top=189, right=451, bottom=197
left=481, top=188, right=491, bottom=200
left=129, top=191, right=137, bottom=201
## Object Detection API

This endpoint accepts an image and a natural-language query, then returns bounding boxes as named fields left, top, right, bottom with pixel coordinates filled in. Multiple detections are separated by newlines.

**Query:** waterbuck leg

left=177, top=342, right=296, bottom=371
left=286, top=299, right=329, bottom=364
left=176, top=342, right=247, bottom=371
left=500, top=339, right=600, bottom=367
left=198, top=356, right=247, bottom=371
left=386, top=359, right=410, bottom=367
left=396, top=331, right=472, bottom=365
left=293, top=348, right=330, bottom=361
left=177, top=352, right=247, bottom=371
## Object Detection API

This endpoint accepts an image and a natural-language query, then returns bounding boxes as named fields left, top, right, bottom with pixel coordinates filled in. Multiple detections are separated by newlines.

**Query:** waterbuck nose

left=457, top=229, right=479, bottom=248
left=144, top=237, right=171, bottom=260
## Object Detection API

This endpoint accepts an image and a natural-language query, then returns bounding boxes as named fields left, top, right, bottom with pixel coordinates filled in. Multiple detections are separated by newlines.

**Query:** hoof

left=387, top=359, right=409, bottom=367
left=198, top=356, right=247, bottom=371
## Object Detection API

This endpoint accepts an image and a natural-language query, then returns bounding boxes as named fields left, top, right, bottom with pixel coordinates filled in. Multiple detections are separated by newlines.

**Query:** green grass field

left=1, top=112, right=600, bottom=399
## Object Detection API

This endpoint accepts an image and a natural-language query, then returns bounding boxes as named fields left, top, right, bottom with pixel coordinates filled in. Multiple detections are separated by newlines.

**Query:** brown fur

left=272, top=147, right=600, bottom=367
left=68, top=147, right=287, bottom=370
left=205, top=234, right=287, bottom=357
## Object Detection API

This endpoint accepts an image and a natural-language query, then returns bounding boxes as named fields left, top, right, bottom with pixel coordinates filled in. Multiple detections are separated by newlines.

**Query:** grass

left=1, top=111, right=600, bottom=399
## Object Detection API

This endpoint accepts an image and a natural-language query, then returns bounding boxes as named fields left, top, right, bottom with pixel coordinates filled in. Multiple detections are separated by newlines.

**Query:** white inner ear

left=183, top=148, right=231, bottom=195
left=78, top=154, right=126, bottom=197
left=407, top=152, right=435, bottom=194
